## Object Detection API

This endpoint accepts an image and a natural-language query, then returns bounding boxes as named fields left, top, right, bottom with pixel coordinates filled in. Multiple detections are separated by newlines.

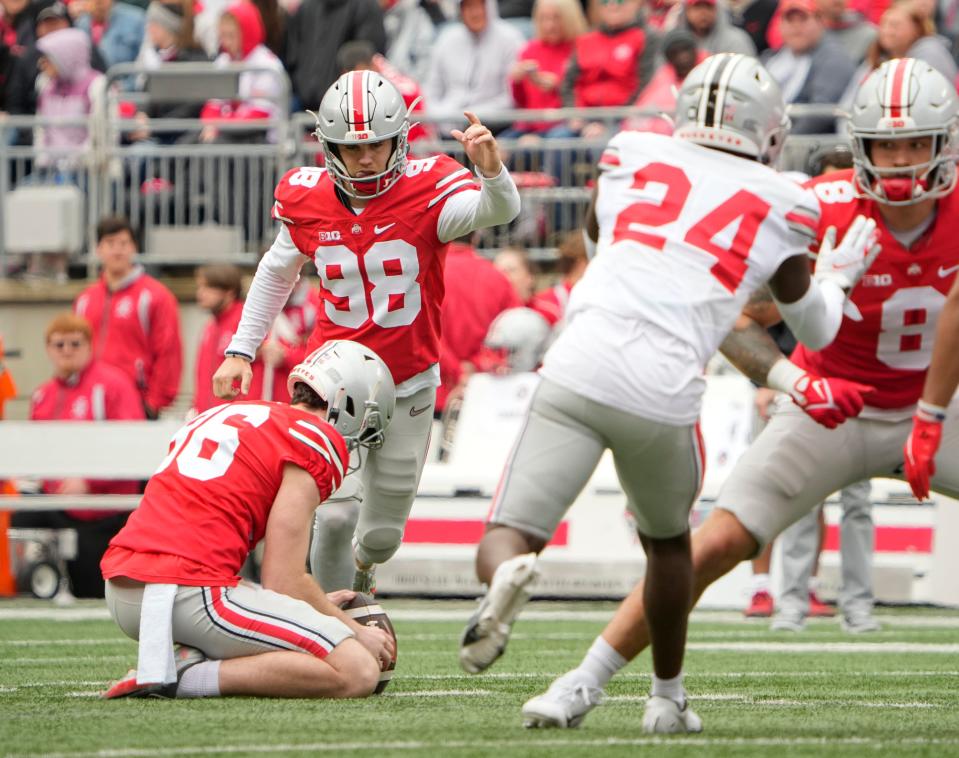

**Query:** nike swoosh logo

left=938, top=264, right=959, bottom=278
left=409, top=404, right=432, bottom=417
left=374, top=223, right=396, bottom=235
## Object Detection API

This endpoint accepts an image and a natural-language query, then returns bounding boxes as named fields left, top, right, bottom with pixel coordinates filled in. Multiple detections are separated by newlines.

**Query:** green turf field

left=2, top=599, right=958, bottom=757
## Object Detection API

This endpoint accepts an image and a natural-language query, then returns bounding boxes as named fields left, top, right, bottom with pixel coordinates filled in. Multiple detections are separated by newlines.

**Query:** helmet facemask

left=851, top=124, right=959, bottom=205
left=319, top=125, right=411, bottom=199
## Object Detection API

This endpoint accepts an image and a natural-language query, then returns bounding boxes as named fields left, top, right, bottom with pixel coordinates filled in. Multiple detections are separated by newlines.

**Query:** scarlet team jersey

left=793, top=169, right=959, bottom=410
left=542, top=131, right=819, bottom=424
left=101, top=402, right=348, bottom=586
left=272, top=156, right=479, bottom=385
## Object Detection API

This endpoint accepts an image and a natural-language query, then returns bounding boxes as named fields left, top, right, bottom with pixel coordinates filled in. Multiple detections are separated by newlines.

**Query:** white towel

left=136, top=583, right=177, bottom=685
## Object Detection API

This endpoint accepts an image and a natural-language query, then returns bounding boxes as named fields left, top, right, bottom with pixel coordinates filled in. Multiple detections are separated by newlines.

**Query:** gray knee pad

left=354, top=526, right=405, bottom=565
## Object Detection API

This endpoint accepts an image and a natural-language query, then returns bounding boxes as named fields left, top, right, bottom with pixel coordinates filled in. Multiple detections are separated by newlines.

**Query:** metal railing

left=0, top=91, right=851, bottom=276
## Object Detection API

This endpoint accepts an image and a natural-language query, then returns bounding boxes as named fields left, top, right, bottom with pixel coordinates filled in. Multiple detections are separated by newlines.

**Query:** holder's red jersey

left=101, top=401, right=348, bottom=586
left=272, top=156, right=479, bottom=385
left=793, top=170, right=959, bottom=409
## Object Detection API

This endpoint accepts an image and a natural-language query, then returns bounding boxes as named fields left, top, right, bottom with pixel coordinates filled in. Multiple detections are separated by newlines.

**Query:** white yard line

left=2, top=605, right=958, bottom=627
left=9, top=736, right=959, bottom=758
left=607, top=694, right=938, bottom=708
left=8, top=640, right=956, bottom=665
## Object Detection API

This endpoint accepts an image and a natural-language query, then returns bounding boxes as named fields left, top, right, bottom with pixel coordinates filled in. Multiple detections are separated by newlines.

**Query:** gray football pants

left=777, top=479, right=875, bottom=617
left=310, top=387, right=434, bottom=591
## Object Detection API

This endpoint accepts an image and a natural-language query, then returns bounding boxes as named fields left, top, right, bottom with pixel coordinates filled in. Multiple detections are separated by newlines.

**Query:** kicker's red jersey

left=272, top=156, right=479, bottom=385
left=101, top=401, right=348, bottom=586
left=793, top=169, right=959, bottom=409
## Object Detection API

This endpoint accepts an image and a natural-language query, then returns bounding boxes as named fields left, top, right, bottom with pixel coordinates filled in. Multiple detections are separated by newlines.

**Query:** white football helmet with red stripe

left=849, top=58, right=959, bottom=205
left=673, top=53, right=789, bottom=165
left=288, top=340, right=396, bottom=450
left=313, top=70, right=413, bottom=199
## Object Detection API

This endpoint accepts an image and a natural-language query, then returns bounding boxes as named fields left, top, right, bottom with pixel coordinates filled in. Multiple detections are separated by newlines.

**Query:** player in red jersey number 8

left=521, top=57, right=959, bottom=730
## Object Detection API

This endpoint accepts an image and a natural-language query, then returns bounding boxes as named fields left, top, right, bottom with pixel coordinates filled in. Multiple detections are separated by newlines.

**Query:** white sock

left=575, top=636, right=628, bottom=689
left=750, top=573, right=771, bottom=594
left=176, top=660, right=221, bottom=698
left=651, top=672, right=685, bottom=707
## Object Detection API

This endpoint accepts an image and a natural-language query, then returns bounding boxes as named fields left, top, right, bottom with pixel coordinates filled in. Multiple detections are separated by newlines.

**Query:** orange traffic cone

left=0, top=506, right=16, bottom=596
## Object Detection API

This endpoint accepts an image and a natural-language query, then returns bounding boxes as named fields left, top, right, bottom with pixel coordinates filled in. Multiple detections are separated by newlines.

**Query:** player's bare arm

left=451, top=111, right=504, bottom=178
left=261, top=464, right=394, bottom=667
left=719, top=310, right=785, bottom=387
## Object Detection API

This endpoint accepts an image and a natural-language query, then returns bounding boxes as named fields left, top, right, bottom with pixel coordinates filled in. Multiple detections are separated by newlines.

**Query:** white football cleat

left=841, top=612, right=881, bottom=634
left=459, top=553, right=539, bottom=674
left=770, top=608, right=806, bottom=633
left=522, top=672, right=605, bottom=728
left=642, top=695, right=703, bottom=734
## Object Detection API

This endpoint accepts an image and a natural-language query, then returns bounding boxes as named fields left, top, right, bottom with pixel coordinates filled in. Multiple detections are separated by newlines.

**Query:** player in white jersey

left=458, top=53, right=879, bottom=733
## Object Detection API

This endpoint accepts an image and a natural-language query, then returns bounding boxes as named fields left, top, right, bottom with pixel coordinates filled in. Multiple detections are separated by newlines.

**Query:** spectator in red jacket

left=559, top=0, right=658, bottom=139
left=12, top=312, right=145, bottom=598
left=192, top=264, right=246, bottom=415
left=74, top=217, right=182, bottom=419
left=437, top=239, right=520, bottom=412
left=528, top=230, right=588, bottom=328
left=504, top=0, right=587, bottom=138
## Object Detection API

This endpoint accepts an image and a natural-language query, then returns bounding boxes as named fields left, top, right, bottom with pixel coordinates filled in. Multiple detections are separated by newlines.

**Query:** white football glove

left=814, top=215, right=881, bottom=290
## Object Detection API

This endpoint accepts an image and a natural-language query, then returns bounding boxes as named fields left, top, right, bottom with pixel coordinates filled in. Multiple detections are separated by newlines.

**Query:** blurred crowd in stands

left=2, top=0, right=958, bottom=153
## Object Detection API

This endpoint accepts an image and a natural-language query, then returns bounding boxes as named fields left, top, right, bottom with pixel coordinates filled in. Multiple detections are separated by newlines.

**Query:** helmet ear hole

left=345, top=395, right=355, bottom=417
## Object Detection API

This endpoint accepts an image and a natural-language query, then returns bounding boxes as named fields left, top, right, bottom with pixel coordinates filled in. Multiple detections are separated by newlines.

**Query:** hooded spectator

left=4, top=2, right=106, bottom=136
left=199, top=2, right=285, bottom=142
left=424, top=0, right=526, bottom=123
left=34, top=27, right=106, bottom=171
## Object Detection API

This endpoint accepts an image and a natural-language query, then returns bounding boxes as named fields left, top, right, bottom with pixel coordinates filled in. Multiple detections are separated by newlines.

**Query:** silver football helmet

left=312, top=70, right=413, bottom=199
left=287, top=340, right=396, bottom=450
left=484, top=308, right=553, bottom=373
left=848, top=58, right=959, bottom=205
left=673, top=53, right=789, bottom=165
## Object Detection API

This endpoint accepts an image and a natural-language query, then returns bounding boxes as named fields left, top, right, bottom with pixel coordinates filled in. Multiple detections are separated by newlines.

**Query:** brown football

left=340, top=593, right=397, bottom=694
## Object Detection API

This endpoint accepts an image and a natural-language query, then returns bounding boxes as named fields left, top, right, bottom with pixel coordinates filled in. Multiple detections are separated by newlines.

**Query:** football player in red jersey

left=100, top=341, right=396, bottom=700
left=520, top=57, right=959, bottom=729
left=211, top=70, right=521, bottom=593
